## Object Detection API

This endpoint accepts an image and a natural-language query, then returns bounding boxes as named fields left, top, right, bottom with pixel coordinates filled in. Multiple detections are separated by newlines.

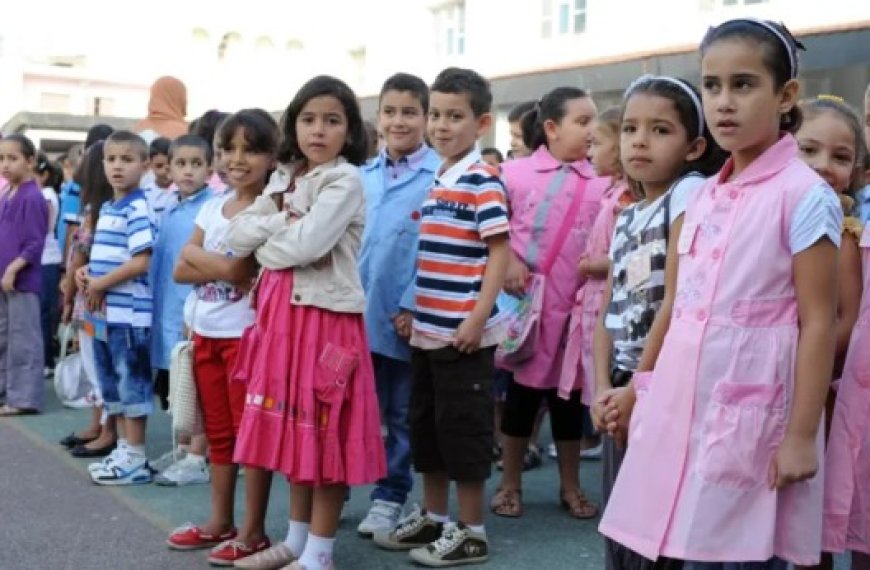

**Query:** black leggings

left=500, top=378, right=583, bottom=441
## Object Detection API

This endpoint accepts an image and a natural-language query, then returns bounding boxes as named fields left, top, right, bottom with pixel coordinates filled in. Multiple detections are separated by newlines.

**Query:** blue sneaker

left=91, top=451, right=152, bottom=486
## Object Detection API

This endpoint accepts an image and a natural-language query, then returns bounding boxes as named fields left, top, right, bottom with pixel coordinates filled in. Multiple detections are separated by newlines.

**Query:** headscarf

left=134, top=76, right=188, bottom=143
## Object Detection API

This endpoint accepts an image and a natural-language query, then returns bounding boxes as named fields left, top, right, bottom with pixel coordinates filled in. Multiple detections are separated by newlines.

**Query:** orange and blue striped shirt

left=413, top=150, right=510, bottom=340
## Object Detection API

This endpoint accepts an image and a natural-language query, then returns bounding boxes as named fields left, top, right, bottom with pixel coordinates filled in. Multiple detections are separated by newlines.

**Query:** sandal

left=490, top=487, right=523, bottom=518
left=559, top=489, right=599, bottom=520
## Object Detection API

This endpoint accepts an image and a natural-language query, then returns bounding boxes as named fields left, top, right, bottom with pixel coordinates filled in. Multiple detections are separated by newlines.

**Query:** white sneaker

left=91, top=452, right=152, bottom=486
left=580, top=442, right=603, bottom=460
left=357, top=499, right=403, bottom=537
left=547, top=443, right=558, bottom=459
left=88, top=446, right=125, bottom=474
left=150, top=447, right=187, bottom=473
left=154, top=455, right=210, bottom=486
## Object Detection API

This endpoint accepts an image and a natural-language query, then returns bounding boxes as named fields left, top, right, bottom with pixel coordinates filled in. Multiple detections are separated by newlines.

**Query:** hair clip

left=817, top=94, right=845, bottom=104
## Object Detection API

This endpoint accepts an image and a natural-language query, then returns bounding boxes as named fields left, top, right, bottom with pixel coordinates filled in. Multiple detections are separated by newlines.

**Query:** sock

left=117, top=438, right=128, bottom=450
left=428, top=512, right=449, bottom=524
left=284, top=520, right=310, bottom=557
left=186, top=453, right=206, bottom=464
left=466, top=523, right=485, bottom=536
left=298, top=533, right=335, bottom=570
left=126, top=444, right=146, bottom=457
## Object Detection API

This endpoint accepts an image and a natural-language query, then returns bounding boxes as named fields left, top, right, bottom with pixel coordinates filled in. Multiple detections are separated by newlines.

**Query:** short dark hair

left=105, top=130, right=149, bottom=160
left=508, top=101, right=536, bottom=123
left=430, top=67, right=492, bottom=117
left=149, top=137, right=171, bottom=159
left=701, top=19, right=805, bottom=133
left=189, top=110, right=230, bottom=146
left=170, top=134, right=214, bottom=164
left=481, top=147, right=504, bottom=163
left=36, top=152, right=63, bottom=192
left=216, top=108, right=280, bottom=156
left=277, top=75, right=368, bottom=166
left=0, top=134, right=36, bottom=159
left=379, top=73, right=430, bottom=113
left=85, top=124, right=114, bottom=150
left=521, top=87, right=589, bottom=151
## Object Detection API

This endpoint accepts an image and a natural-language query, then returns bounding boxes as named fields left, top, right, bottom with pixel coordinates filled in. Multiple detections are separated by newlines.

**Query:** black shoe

left=70, top=442, right=116, bottom=458
left=59, top=432, right=97, bottom=449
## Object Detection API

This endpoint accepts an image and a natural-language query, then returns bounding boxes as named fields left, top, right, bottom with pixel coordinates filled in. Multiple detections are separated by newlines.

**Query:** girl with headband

left=599, top=18, right=842, bottom=569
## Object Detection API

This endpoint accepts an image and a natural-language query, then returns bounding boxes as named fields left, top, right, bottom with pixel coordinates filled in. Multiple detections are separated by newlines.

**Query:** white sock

left=117, top=438, right=128, bottom=450
left=428, top=512, right=449, bottom=524
left=186, top=453, right=206, bottom=463
left=466, top=523, right=485, bottom=536
left=298, top=533, right=335, bottom=570
left=126, top=444, right=146, bottom=457
left=284, top=520, right=310, bottom=557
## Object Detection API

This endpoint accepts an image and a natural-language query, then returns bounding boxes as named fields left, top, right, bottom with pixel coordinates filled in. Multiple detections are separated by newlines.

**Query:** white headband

left=624, top=74, right=705, bottom=138
left=727, top=18, right=798, bottom=79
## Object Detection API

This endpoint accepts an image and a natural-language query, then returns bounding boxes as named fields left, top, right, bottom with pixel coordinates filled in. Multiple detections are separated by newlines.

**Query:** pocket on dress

left=314, top=343, right=359, bottom=404
left=697, top=381, right=786, bottom=489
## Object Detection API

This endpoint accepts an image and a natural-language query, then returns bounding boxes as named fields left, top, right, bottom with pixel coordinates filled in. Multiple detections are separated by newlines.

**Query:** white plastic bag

left=53, top=324, right=93, bottom=408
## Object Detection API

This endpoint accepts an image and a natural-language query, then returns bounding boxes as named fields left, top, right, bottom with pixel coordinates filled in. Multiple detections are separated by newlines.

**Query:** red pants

left=193, top=335, right=246, bottom=465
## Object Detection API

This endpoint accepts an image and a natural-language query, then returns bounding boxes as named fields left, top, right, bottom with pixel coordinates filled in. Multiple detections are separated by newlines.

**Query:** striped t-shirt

left=413, top=150, right=510, bottom=341
left=89, top=189, right=156, bottom=327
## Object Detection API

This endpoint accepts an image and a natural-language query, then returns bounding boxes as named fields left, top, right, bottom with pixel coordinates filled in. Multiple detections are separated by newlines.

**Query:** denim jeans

left=39, top=264, right=60, bottom=368
left=370, top=353, right=413, bottom=505
left=93, top=326, right=153, bottom=418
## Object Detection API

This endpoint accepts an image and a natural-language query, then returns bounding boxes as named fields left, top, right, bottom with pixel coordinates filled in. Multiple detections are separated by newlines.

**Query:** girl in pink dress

left=225, top=77, right=386, bottom=570
left=599, top=19, right=842, bottom=568
left=795, top=98, right=869, bottom=569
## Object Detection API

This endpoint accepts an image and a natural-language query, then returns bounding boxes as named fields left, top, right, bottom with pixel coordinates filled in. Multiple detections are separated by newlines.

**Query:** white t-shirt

left=183, top=192, right=255, bottom=338
left=41, top=187, right=63, bottom=265
left=788, top=182, right=843, bottom=253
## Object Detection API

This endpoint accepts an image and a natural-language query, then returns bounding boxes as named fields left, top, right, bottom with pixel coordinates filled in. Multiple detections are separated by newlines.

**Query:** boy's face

left=481, top=152, right=501, bottom=169
left=378, top=90, right=426, bottom=157
left=509, top=120, right=530, bottom=158
left=427, top=91, right=491, bottom=169
left=171, top=146, right=212, bottom=197
left=151, top=153, right=172, bottom=189
left=103, top=142, right=147, bottom=193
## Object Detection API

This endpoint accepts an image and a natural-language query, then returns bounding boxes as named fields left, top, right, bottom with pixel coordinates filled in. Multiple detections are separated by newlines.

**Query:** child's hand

left=74, top=265, right=90, bottom=291
left=1, top=268, right=16, bottom=292
left=603, top=386, right=636, bottom=446
left=392, top=310, right=413, bottom=340
left=61, top=302, right=73, bottom=324
left=504, top=252, right=529, bottom=297
left=769, top=433, right=819, bottom=490
left=591, top=389, right=615, bottom=432
left=453, top=315, right=485, bottom=353
left=86, top=288, right=106, bottom=313
left=578, top=258, right=591, bottom=278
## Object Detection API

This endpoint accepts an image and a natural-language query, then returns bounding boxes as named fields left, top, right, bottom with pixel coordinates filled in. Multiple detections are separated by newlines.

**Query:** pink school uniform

left=498, top=145, right=607, bottom=389
left=559, top=181, right=633, bottom=402
left=599, top=135, right=841, bottom=565
left=823, top=223, right=870, bottom=556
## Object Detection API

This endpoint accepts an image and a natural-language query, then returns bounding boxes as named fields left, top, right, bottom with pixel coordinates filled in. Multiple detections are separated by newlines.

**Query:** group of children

left=0, top=15, right=868, bottom=570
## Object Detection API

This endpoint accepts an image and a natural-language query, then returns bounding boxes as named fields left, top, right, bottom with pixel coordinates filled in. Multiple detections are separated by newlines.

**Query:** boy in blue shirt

left=78, top=130, right=157, bottom=486
left=357, top=73, right=442, bottom=537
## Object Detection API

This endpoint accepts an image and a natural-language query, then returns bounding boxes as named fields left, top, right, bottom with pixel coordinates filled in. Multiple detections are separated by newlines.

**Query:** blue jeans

left=370, top=353, right=413, bottom=505
left=93, top=326, right=153, bottom=418
left=39, top=264, right=60, bottom=368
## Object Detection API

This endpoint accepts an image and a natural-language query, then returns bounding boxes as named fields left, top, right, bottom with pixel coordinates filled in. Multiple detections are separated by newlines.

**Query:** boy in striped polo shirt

left=376, top=67, right=510, bottom=567
left=78, top=130, right=156, bottom=486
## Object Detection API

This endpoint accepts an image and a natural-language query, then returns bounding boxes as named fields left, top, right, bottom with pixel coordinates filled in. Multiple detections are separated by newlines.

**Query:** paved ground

left=0, top=388, right=851, bottom=569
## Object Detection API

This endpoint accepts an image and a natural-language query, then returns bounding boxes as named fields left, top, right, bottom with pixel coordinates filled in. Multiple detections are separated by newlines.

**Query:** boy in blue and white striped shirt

left=79, top=130, right=157, bottom=486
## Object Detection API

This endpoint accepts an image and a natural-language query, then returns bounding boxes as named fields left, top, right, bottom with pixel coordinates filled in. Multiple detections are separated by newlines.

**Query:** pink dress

left=599, top=136, right=827, bottom=565
left=232, top=269, right=386, bottom=486
left=498, top=145, right=607, bottom=389
left=560, top=181, right=632, bottom=402
left=823, top=224, right=870, bottom=556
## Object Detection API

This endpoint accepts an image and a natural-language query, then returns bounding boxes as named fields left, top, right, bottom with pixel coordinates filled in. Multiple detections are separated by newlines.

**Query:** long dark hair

left=521, top=87, right=590, bottom=151
left=79, top=142, right=114, bottom=228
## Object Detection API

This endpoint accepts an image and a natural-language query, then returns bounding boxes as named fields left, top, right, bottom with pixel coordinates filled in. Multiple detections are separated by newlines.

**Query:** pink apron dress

left=232, top=268, right=386, bottom=486
left=498, top=145, right=606, bottom=389
left=823, top=224, right=870, bottom=556
left=599, top=136, right=826, bottom=565
left=560, top=182, right=633, bottom=402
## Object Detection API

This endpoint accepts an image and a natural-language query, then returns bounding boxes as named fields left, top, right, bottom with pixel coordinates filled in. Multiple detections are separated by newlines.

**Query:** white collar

left=436, top=145, right=482, bottom=188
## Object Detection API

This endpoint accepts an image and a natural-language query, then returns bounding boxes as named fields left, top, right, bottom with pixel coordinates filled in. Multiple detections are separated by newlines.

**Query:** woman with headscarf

left=134, top=76, right=188, bottom=144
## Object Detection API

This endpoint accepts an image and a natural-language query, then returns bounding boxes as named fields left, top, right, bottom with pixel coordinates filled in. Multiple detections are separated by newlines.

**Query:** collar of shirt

left=716, top=133, right=797, bottom=187
left=530, top=144, right=595, bottom=177
left=435, top=145, right=482, bottom=188
left=385, top=143, right=429, bottom=169
left=168, top=186, right=210, bottom=213
left=112, top=188, right=146, bottom=209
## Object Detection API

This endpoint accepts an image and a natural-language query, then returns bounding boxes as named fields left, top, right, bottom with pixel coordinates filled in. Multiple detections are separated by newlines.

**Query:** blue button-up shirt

left=149, top=186, right=214, bottom=369
left=359, top=145, right=441, bottom=361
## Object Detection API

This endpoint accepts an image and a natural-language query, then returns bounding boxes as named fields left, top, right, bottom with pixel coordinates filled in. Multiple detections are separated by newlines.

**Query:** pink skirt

left=232, top=269, right=386, bottom=486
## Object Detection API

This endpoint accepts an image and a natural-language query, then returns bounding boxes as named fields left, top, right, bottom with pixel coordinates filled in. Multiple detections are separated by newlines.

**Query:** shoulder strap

left=540, top=176, right=588, bottom=275
left=663, top=191, right=672, bottom=244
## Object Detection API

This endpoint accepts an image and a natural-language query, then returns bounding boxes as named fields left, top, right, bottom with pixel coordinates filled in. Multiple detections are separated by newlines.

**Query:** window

left=40, top=93, right=70, bottom=113
left=542, top=0, right=587, bottom=38
left=217, top=32, right=243, bottom=61
left=286, top=38, right=304, bottom=53
left=433, top=1, right=466, bottom=56
left=93, top=97, right=115, bottom=117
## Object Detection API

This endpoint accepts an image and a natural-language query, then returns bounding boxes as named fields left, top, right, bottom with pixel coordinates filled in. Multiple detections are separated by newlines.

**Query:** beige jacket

left=226, top=158, right=366, bottom=313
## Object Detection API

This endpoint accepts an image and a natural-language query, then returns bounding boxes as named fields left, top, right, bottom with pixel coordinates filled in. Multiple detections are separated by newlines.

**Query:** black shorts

left=501, top=379, right=584, bottom=441
left=409, top=346, right=495, bottom=482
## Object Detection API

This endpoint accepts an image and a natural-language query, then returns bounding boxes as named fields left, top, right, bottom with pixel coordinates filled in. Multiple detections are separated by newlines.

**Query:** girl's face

left=701, top=39, right=798, bottom=164
left=545, top=97, right=597, bottom=162
left=296, top=95, right=349, bottom=168
left=797, top=111, right=858, bottom=193
left=620, top=93, right=702, bottom=196
left=0, top=141, right=34, bottom=184
left=223, top=127, right=274, bottom=193
left=589, top=121, right=620, bottom=177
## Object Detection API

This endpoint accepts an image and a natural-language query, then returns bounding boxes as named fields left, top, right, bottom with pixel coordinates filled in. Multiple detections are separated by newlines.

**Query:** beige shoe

left=234, top=542, right=296, bottom=569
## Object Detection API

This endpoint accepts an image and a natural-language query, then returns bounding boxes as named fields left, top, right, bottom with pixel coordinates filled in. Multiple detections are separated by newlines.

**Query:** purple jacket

left=0, top=179, right=48, bottom=293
